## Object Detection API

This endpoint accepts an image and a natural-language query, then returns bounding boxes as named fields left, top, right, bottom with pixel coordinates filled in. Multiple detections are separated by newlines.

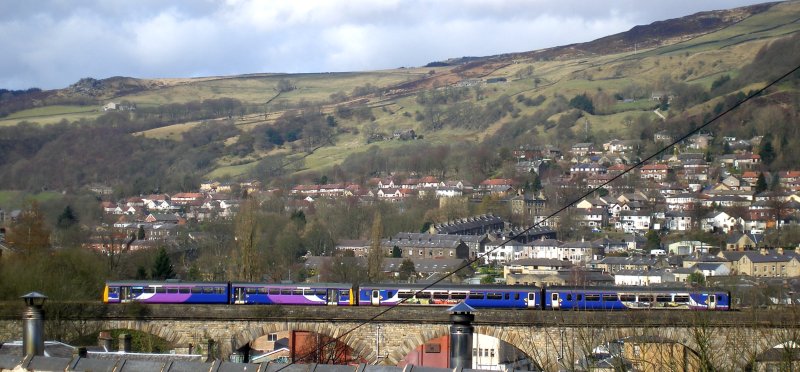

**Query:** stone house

left=718, top=248, right=800, bottom=277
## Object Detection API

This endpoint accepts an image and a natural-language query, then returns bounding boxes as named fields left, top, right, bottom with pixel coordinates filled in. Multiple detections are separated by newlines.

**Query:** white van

left=650, top=249, right=666, bottom=257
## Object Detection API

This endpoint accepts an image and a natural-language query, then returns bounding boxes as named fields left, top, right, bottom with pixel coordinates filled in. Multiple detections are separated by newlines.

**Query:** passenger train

left=103, top=281, right=730, bottom=311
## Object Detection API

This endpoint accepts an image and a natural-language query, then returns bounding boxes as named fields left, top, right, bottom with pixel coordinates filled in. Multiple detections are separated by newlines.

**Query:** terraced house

left=718, top=248, right=800, bottom=277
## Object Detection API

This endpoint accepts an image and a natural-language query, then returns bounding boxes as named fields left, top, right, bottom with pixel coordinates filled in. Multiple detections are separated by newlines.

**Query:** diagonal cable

left=276, top=61, right=800, bottom=370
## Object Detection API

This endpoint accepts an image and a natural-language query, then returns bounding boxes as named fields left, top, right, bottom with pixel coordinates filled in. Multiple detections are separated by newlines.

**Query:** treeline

left=0, top=113, right=226, bottom=194
left=335, top=141, right=524, bottom=185
left=415, top=90, right=520, bottom=131
left=136, top=97, right=252, bottom=123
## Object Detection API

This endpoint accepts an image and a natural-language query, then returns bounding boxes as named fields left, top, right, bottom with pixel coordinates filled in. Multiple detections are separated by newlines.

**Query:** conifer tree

left=755, top=172, right=768, bottom=193
left=151, top=247, right=175, bottom=280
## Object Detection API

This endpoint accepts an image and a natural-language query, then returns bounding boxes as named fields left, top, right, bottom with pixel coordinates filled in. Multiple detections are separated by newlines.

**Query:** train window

left=269, top=288, right=279, bottom=295
left=415, top=292, right=431, bottom=299
left=602, top=294, right=617, bottom=302
left=246, top=288, right=257, bottom=294
left=179, top=288, right=190, bottom=294
left=398, top=292, right=414, bottom=299
left=504, top=293, right=510, bottom=300
left=639, top=295, right=653, bottom=303
left=514, top=293, right=520, bottom=300
left=486, top=293, right=503, bottom=300
left=452, top=293, right=467, bottom=300
left=155, top=287, right=166, bottom=294
left=216, top=287, right=226, bottom=294
left=656, top=295, right=671, bottom=303
left=258, top=288, right=268, bottom=294
left=191, top=287, right=202, bottom=294
left=280, top=289, right=291, bottom=295
left=292, top=289, right=303, bottom=296
left=674, top=295, right=689, bottom=303
left=144, top=287, right=156, bottom=294
left=386, top=291, right=394, bottom=297
left=312, top=289, right=325, bottom=296
left=585, top=294, right=600, bottom=302
left=109, top=287, right=119, bottom=294
left=577, top=294, right=583, bottom=301
left=167, top=288, right=178, bottom=294
left=433, top=293, right=449, bottom=300
left=203, top=287, right=214, bottom=294
left=468, top=292, right=484, bottom=299
left=619, top=295, right=636, bottom=302
left=566, top=294, right=572, bottom=301
left=132, top=288, right=143, bottom=296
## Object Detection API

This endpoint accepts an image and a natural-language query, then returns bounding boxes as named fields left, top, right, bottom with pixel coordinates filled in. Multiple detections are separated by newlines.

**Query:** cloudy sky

left=0, top=0, right=769, bottom=90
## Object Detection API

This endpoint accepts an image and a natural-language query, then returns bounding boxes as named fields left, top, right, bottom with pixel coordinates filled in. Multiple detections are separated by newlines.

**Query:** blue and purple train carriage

left=103, top=281, right=730, bottom=311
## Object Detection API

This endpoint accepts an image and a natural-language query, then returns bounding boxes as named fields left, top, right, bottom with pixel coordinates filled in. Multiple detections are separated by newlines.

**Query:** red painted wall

left=398, top=335, right=450, bottom=368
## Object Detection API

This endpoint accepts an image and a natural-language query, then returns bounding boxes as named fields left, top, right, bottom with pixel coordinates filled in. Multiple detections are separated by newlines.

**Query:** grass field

left=3, top=2, right=798, bottom=182
left=135, top=121, right=203, bottom=140
left=0, top=191, right=63, bottom=210
left=123, top=70, right=427, bottom=107
left=0, top=105, right=101, bottom=126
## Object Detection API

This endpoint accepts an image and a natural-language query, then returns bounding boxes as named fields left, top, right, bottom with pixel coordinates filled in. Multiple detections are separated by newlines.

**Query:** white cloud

left=0, top=0, right=771, bottom=89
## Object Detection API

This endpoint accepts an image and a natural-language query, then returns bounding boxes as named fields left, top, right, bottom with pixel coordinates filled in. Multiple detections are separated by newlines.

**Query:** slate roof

left=0, top=356, right=505, bottom=372
left=507, top=258, right=574, bottom=268
left=694, top=262, right=727, bottom=271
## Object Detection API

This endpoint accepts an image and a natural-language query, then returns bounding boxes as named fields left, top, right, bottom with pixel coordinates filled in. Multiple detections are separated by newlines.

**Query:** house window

left=267, top=333, right=277, bottom=342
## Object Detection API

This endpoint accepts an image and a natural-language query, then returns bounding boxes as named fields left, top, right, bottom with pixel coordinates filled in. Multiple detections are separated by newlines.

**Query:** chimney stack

left=98, top=332, right=112, bottom=352
left=119, top=333, right=131, bottom=353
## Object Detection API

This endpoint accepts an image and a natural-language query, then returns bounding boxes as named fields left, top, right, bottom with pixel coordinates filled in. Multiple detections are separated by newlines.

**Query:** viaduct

left=1, top=303, right=800, bottom=371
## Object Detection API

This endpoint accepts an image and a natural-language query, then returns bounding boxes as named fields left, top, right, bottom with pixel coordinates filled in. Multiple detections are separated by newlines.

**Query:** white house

left=614, top=269, right=664, bottom=286
left=665, top=193, right=699, bottom=211
left=701, top=211, right=740, bottom=233
left=664, top=211, right=693, bottom=231
left=616, top=210, right=652, bottom=233
left=524, top=239, right=564, bottom=260
left=692, top=262, right=731, bottom=277
left=483, top=241, right=529, bottom=265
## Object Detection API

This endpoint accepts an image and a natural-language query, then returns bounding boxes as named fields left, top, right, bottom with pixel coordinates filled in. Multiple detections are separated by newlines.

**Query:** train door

left=708, top=294, right=716, bottom=310
left=551, top=292, right=560, bottom=309
left=371, top=289, right=381, bottom=306
left=120, top=287, right=131, bottom=303
left=326, top=289, right=339, bottom=306
left=527, top=292, right=537, bottom=308
left=234, top=287, right=246, bottom=304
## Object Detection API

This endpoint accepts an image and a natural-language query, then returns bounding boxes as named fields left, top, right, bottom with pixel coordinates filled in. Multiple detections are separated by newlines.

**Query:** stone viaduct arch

left=2, top=304, right=800, bottom=371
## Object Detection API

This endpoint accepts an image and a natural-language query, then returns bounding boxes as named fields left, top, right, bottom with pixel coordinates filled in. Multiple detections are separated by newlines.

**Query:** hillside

left=0, top=1, right=799, bottom=192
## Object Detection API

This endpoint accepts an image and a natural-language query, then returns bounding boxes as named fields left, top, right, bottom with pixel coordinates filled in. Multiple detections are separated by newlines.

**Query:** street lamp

left=21, top=292, right=47, bottom=357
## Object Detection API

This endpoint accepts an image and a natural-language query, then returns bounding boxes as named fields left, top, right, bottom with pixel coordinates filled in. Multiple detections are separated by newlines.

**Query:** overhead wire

left=275, top=60, right=800, bottom=369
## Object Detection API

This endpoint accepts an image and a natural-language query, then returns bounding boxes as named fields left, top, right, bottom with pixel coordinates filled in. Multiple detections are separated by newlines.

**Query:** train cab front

left=103, top=283, right=121, bottom=304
